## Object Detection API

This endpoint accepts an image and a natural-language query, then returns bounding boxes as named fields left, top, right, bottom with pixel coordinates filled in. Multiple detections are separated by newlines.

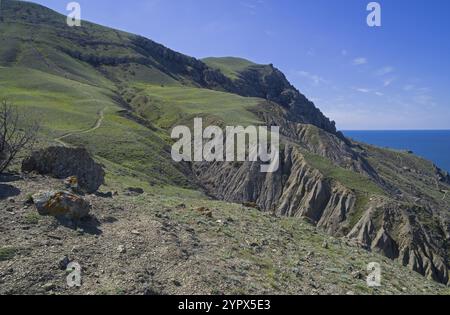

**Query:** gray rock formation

left=22, top=146, right=105, bottom=193
left=193, top=110, right=450, bottom=285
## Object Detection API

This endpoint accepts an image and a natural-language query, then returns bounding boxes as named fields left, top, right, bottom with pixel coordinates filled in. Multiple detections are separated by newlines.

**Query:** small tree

left=0, top=100, right=40, bottom=174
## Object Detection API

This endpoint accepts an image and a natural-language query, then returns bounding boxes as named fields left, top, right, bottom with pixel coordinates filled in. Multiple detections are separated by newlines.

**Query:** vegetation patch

left=303, top=151, right=385, bottom=195
left=0, top=247, right=18, bottom=261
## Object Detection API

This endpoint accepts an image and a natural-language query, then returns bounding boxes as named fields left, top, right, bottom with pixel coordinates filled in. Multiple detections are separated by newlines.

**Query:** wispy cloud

left=412, top=87, right=435, bottom=106
left=353, top=57, right=368, bottom=65
left=307, top=48, right=315, bottom=56
left=403, top=84, right=415, bottom=91
left=383, top=77, right=395, bottom=87
left=240, top=0, right=264, bottom=14
left=297, top=71, right=328, bottom=86
left=353, top=87, right=384, bottom=96
left=375, top=66, right=394, bottom=76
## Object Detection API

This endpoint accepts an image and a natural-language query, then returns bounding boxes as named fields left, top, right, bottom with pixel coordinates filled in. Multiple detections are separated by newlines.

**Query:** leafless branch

left=0, top=99, right=40, bottom=173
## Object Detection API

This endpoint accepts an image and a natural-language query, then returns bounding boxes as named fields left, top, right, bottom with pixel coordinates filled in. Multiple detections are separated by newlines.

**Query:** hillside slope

left=1, top=175, right=449, bottom=295
left=0, top=0, right=449, bottom=291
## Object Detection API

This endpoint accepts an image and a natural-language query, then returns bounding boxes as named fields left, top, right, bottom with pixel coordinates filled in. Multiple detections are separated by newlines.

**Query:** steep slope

left=0, top=0, right=336, bottom=133
left=2, top=176, right=449, bottom=295
left=203, top=57, right=338, bottom=134
left=202, top=57, right=257, bottom=80
left=0, top=0, right=448, bottom=288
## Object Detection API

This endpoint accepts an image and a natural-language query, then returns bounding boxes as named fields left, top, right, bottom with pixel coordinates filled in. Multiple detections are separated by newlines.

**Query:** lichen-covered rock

left=32, top=191, right=91, bottom=220
left=64, top=176, right=79, bottom=190
left=22, top=146, right=105, bottom=193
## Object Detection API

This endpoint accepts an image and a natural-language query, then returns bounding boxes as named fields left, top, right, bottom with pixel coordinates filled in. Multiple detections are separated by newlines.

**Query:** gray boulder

left=22, top=146, right=105, bottom=193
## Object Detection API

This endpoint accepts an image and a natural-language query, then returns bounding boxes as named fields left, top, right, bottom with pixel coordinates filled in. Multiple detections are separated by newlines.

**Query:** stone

left=42, top=283, right=56, bottom=291
left=117, top=245, right=126, bottom=254
left=352, top=271, right=364, bottom=280
left=32, top=191, right=91, bottom=220
left=22, top=146, right=105, bottom=193
left=306, top=251, right=315, bottom=259
left=58, top=256, right=70, bottom=270
left=126, top=187, right=144, bottom=195
left=63, top=176, right=79, bottom=190
left=196, top=207, right=213, bottom=218
left=103, top=192, right=113, bottom=198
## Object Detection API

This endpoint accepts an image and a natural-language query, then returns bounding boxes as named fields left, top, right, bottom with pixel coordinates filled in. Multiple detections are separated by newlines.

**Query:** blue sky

left=30, top=0, right=450, bottom=130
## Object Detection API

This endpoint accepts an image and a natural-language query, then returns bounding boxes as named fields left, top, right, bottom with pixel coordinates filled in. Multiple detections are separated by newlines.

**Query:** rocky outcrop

left=195, top=145, right=356, bottom=229
left=231, top=65, right=337, bottom=134
left=436, top=166, right=450, bottom=184
left=22, top=147, right=105, bottom=193
left=348, top=202, right=449, bottom=284
left=32, top=190, right=91, bottom=220
left=249, top=102, right=382, bottom=183
left=195, top=140, right=449, bottom=285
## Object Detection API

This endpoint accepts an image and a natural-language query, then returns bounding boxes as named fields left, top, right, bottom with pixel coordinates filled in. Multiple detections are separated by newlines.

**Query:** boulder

left=32, top=191, right=91, bottom=220
left=22, top=146, right=105, bottom=193
left=126, top=187, right=144, bottom=195
left=64, top=176, right=79, bottom=190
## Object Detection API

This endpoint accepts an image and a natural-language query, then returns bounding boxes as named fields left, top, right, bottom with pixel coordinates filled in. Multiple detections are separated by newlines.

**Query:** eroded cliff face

left=227, top=66, right=338, bottom=134
left=348, top=202, right=449, bottom=284
left=194, top=145, right=353, bottom=231
left=193, top=108, right=450, bottom=285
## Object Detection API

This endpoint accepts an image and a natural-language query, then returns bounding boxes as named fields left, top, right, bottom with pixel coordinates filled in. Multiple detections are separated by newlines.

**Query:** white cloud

left=307, top=48, right=315, bottom=56
left=376, top=66, right=394, bottom=76
left=353, top=57, right=367, bottom=65
left=240, top=1, right=264, bottom=14
left=297, top=71, right=328, bottom=86
left=383, top=77, right=395, bottom=87
left=403, top=84, right=415, bottom=91
left=356, top=88, right=370, bottom=93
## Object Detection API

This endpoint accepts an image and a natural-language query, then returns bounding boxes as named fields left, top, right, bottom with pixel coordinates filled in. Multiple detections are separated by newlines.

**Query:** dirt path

left=54, top=106, right=106, bottom=147
left=27, top=30, right=109, bottom=148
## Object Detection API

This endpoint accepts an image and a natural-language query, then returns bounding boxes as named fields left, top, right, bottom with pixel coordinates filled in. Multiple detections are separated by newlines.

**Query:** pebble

left=42, top=283, right=56, bottom=291
left=59, top=256, right=71, bottom=270
left=117, top=245, right=126, bottom=254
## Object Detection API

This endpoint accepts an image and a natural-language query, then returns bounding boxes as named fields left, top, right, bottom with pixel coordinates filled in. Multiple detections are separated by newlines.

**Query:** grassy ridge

left=0, top=67, right=111, bottom=136
left=127, top=84, right=264, bottom=128
left=2, top=0, right=443, bottom=207
left=202, top=57, right=257, bottom=80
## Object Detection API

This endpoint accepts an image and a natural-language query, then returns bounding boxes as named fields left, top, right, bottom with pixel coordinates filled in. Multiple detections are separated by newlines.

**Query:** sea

left=343, top=130, right=450, bottom=173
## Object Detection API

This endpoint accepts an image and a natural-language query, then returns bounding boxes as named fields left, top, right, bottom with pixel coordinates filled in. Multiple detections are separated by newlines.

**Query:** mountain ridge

left=0, top=0, right=449, bottom=288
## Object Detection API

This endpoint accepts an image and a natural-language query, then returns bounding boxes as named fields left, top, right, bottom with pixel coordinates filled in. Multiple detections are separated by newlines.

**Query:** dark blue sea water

left=343, top=130, right=450, bottom=173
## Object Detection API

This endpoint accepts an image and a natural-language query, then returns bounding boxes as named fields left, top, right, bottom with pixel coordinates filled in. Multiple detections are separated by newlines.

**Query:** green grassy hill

left=0, top=0, right=449, bottom=292
left=0, top=0, right=268, bottom=187
left=202, top=57, right=257, bottom=80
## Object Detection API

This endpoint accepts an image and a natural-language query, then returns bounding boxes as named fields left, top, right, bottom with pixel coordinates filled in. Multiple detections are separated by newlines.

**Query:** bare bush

left=0, top=100, right=40, bottom=173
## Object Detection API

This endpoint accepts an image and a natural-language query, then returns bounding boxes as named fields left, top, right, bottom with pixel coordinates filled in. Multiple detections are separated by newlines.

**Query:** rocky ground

left=1, top=173, right=449, bottom=295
